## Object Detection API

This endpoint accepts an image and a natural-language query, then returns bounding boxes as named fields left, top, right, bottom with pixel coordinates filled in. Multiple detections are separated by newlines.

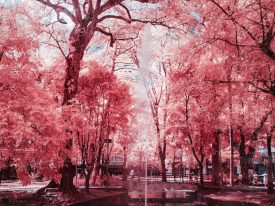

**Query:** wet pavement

left=127, top=181, right=202, bottom=206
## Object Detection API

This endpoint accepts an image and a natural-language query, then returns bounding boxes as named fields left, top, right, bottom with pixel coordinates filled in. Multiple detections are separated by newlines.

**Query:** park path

left=0, top=180, right=49, bottom=192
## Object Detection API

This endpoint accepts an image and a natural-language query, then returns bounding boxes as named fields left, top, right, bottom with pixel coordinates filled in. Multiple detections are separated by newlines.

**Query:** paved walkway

left=0, top=180, right=49, bottom=192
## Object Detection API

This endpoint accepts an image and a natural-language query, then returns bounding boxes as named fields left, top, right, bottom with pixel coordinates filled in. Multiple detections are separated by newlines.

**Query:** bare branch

left=98, top=15, right=131, bottom=23
left=56, top=11, right=67, bottom=24
left=83, top=0, right=88, bottom=15
left=210, top=0, right=259, bottom=44
left=118, top=3, right=132, bottom=20
left=72, top=0, right=83, bottom=23
left=131, top=18, right=173, bottom=29
left=210, top=0, right=275, bottom=60
left=41, top=28, right=67, bottom=58
left=96, top=0, right=102, bottom=10
left=248, top=81, right=274, bottom=96
left=214, top=37, right=258, bottom=48
left=35, top=0, right=77, bottom=23
left=95, top=27, right=114, bottom=47
left=251, top=109, right=274, bottom=140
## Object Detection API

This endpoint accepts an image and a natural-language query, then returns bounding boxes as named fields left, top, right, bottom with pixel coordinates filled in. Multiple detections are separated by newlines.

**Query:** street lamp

left=104, top=138, right=112, bottom=189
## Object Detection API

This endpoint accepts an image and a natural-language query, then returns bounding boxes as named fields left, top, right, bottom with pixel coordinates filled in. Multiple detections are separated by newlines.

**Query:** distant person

left=130, top=169, right=135, bottom=179
left=263, top=173, right=267, bottom=186
left=223, top=174, right=228, bottom=185
left=253, top=172, right=258, bottom=185
left=238, top=173, right=242, bottom=185
left=194, top=176, right=198, bottom=184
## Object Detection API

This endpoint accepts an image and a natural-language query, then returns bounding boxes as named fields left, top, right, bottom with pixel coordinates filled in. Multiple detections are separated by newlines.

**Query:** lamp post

left=104, top=138, right=112, bottom=189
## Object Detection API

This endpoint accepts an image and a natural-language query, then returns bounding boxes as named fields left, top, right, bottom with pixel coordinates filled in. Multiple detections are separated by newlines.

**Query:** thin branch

left=210, top=0, right=259, bottom=44
left=214, top=37, right=258, bottom=48
left=118, top=2, right=132, bottom=20
left=83, top=0, right=88, bottom=15
left=42, top=29, right=67, bottom=58
left=95, top=27, right=114, bottom=47
left=131, top=18, right=173, bottom=29
left=35, top=0, right=77, bottom=23
left=98, top=15, right=131, bottom=23
left=248, top=81, right=273, bottom=96
left=96, top=0, right=102, bottom=10
left=251, top=109, right=273, bottom=140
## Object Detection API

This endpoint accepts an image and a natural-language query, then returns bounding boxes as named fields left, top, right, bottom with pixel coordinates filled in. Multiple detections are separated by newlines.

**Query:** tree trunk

left=267, top=135, right=274, bottom=194
left=60, top=158, right=76, bottom=193
left=160, top=154, right=166, bottom=182
left=239, top=133, right=250, bottom=185
left=212, top=131, right=221, bottom=185
left=122, top=146, right=127, bottom=181
left=173, top=151, right=176, bottom=181
left=90, top=162, right=99, bottom=186
left=138, top=162, right=141, bottom=181
left=199, top=163, right=204, bottom=186
left=85, top=169, right=92, bottom=193
left=60, top=47, right=85, bottom=193
left=240, top=156, right=249, bottom=185
left=90, top=144, right=103, bottom=185
left=63, top=53, right=82, bottom=105
left=62, top=24, right=90, bottom=105
left=158, top=143, right=167, bottom=182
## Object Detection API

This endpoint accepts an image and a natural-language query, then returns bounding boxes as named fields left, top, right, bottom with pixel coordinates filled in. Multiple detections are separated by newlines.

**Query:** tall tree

left=70, top=64, right=132, bottom=191
left=35, top=0, right=164, bottom=105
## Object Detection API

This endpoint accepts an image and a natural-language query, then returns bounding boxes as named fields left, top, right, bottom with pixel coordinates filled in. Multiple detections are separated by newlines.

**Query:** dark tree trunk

left=160, top=155, right=166, bottom=182
left=260, top=30, right=275, bottom=61
left=188, top=134, right=204, bottom=186
left=240, top=134, right=249, bottom=185
left=240, top=156, right=249, bottom=185
left=212, top=130, right=221, bottom=185
left=63, top=53, right=82, bottom=105
left=91, top=145, right=103, bottom=185
left=60, top=42, right=85, bottom=193
left=138, top=160, right=141, bottom=181
left=85, top=169, right=92, bottom=193
left=122, top=146, right=127, bottom=181
left=199, top=163, right=204, bottom=186
left=91, top=162, right=99, bottom=186
left=60, top=158, right=76, bottom=193
left=158, top=144, right=167, bottom=182
left=62, top=24, right=90, bottom=105
left=267, top=135, right=274, bottom=194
